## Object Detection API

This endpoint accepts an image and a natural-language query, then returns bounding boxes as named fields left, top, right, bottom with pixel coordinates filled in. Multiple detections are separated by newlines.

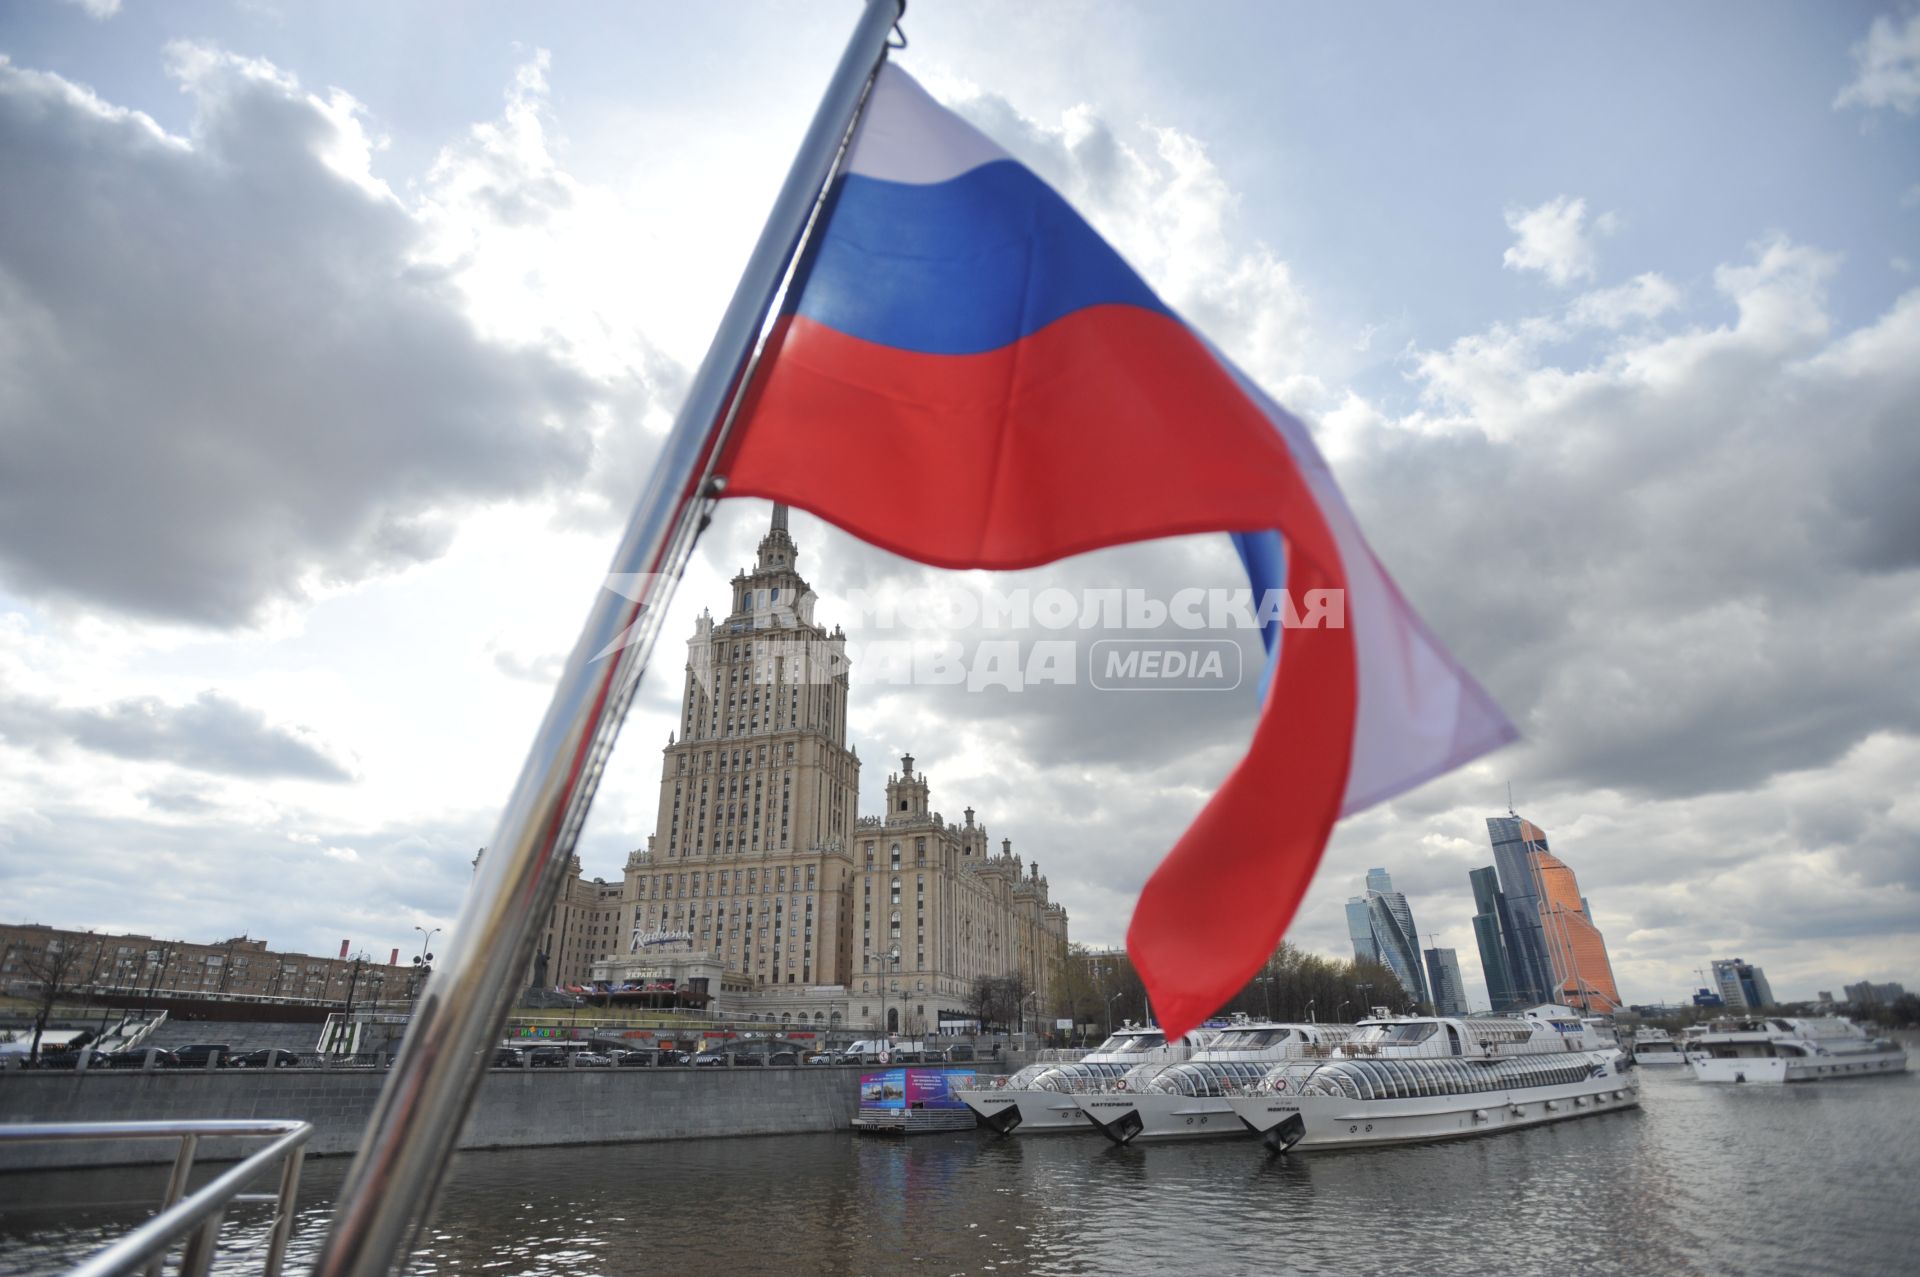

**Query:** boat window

left=1210, top=1029, right=1288, bottom=1051
left=1114, top=1034, right=1168, bottom=1053
left=1380, top=1022, right=1439, bottom=1046
left=1446, top=1026, right=1463, bottom=1055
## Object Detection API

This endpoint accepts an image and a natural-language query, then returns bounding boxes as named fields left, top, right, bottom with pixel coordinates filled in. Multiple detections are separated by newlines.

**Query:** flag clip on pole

left=312, top=4, right=904, bottom=1273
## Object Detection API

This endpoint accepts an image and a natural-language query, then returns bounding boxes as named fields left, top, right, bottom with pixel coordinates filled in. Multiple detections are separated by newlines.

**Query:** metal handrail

left=0, top=1119, right=311, bottom=1277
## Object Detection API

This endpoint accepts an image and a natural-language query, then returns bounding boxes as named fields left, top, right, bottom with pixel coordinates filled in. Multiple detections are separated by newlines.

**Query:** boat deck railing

left=0, top=1118, right=311, bottom=1277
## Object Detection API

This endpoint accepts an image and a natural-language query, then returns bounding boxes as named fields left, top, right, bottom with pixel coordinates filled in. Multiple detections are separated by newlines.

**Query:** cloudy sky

left=2, top=1, right=1915, bottom=1007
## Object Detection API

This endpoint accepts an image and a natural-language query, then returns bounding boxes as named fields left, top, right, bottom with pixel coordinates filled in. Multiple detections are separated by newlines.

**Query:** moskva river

left=4, top=1069, right=1916, bottom=1276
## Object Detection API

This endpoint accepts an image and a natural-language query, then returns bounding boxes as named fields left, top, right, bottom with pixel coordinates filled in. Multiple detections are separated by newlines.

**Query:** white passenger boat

left=1227, top=1005, right=1638, bottom=1152
left=1629, top=1026, right=1686, bottom=1066
left=1685, top=1016, right=1907, bottom=1084
left=953, top=1024, right=1208, bottom=1133
left=1074, top=1019, right=1354, bottom=1144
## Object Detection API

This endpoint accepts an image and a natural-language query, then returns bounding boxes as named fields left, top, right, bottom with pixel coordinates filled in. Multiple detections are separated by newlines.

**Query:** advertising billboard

left=860, top=1067, right=976, bottom=1111
left=859, top=1068, right=906, bottom=1109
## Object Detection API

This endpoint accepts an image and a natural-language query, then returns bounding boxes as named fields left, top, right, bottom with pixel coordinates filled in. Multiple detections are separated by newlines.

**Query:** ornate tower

left=638, top=504, right=860, bottom=987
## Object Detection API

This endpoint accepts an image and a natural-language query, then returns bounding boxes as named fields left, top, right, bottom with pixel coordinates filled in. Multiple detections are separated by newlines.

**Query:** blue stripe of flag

left=788, top=160, right=1170, bottom=355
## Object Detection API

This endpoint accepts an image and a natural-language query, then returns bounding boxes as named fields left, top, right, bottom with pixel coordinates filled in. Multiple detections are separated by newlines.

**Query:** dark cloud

left=0, top=50, right=597, bottom=627
left=0, top=688, right=352, bottom=781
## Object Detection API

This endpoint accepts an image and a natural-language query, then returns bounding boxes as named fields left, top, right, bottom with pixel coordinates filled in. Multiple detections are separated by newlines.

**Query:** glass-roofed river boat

left=1227, top=1005, right=1639, bottom=1152
left=953, top=1024, right=1209, bottom=1133
left=1073, top=1018, right=1356, bottom=1143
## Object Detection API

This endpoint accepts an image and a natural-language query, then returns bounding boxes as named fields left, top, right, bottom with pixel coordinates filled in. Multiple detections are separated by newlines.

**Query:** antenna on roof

left=1506, top=781, right=1516, bottom=817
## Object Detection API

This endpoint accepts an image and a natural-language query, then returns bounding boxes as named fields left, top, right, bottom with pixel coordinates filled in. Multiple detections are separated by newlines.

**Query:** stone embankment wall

left=0, top=1064, right=895, bottom=1171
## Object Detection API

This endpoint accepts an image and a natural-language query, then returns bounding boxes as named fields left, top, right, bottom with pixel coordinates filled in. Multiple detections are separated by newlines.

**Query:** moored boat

left=1227, top=1005, right=1638, bottom=1152
left=1629, top=1026, right=1686, bottom=1066
left=1685, top=1016, right=1907, bottom=1084
left=954, top=1024, right=1207, bottom=1133
left=1074, top=1018, right=1355, bottom=1144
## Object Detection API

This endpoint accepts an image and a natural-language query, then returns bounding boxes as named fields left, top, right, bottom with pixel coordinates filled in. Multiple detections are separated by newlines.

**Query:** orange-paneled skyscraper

left=1532, top=848, right=1621, bottom=1013
left=1478, top=812, right=1621, bottom=1014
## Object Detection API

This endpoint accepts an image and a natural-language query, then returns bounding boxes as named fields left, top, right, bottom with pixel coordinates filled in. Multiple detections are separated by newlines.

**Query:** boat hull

left=1075, top=1092, right=1243, bottom=1144
left=1631, top=1049, right=1686, bottom=1066
left=1228, top=1066, right=1640, bottom=1151
left=954, top=1089, right=1095, bottom=1134
left=1686, top=1050, right=1907, bottom=1085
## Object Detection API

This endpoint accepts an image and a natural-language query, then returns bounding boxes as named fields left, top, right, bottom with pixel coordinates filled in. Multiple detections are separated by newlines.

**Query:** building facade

left=1843, top=980, right=1907, bottom=1007
left=1711, top=958, right=1775, bottom=1010
left=1476, top=813, right=1620, bottom=1013
left=1531, top=849, right=1621, bottom=1012
left=1423, top=946, right=1469, bottom=1016
left=1468, top=865, right=1519, bottom=1011
left=0, top=923, right=412, bottom=1008
left=1344, top=868, right=1430, bottom=1009
left=538, top=507, right=1070, bottom=1029
left=1484, top=816, right=1558, bottom=1007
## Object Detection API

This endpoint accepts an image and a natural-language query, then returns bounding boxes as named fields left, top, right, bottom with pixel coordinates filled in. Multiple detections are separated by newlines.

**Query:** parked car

left=573, top=1052, right=614, bottom=1067
left=37, top=1048, right=112, bottom=1070
left=172, top=1043, right=232, bottom=1068
left=691, top=1050, right=730, bottom=1067
left=527, top=1047, right=570, bottom=1069
left=804, top=1053, right=834, bottom=1065
left=765, top=1050, right=801, bottom=1066
left=107, top=1047, right=178, bottom=1069
left=491, top=1046, right=527, bottom=1068
left=614, top=1048, right=689, bottom=1067
left=231, top=1049, right=301, bottom=1069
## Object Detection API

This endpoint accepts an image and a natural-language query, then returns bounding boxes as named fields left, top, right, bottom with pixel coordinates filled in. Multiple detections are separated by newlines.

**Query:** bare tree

left=1001, top=967, right=1033, bottom=1035
left=966, top=974, right=999, bottom=1032
left=6, top=932, right=92, bottom=1065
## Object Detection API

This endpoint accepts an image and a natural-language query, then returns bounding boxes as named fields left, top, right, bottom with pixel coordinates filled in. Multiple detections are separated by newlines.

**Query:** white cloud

left=59, top=0, right=121, bottom=19
left=1566, top=272, right=1683, bottom=329
left=1835, top=10, right=1920, bottom=115
left=1502, top=195, right=1615, bottom=287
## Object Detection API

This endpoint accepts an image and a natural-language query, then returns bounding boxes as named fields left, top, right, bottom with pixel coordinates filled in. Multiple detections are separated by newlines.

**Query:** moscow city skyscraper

left=1345, top=867, right=1432, bottom=1010
left=1424, top=946, right=1469, bottom=1016
left=1469, top=865, right=1520, bottom=1011
left=1472, top=813, right=1620, bottom=1014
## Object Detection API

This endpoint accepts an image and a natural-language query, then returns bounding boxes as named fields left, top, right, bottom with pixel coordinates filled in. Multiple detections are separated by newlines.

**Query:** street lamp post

left=411, top=927, right=439, bottom=1011
left=1256, top=976, right=1273, bottom=1020
left=339, top=953, right=368, bottom=1056
left=1106, top=991, right=1122, bottom=1036
left=870, top=946, right=900, bottom=1040
left=1306, top=998, right=1316, bottom=1025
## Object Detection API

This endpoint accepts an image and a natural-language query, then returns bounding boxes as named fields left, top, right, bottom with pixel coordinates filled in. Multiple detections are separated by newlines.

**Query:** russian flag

left=720, top=65, right=1516, bottom=1037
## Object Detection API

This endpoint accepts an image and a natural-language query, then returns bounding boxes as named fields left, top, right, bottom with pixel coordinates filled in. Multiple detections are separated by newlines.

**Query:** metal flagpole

left=313, top=3, right=905, bottom=1272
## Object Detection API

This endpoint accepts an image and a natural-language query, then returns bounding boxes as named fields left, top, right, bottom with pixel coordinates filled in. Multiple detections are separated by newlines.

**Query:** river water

left=4, top=1069, right=1917, bottom=1276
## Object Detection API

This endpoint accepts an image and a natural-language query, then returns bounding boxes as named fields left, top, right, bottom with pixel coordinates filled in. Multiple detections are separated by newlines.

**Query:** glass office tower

left=1345, top=868, right=1432, bottom=1010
